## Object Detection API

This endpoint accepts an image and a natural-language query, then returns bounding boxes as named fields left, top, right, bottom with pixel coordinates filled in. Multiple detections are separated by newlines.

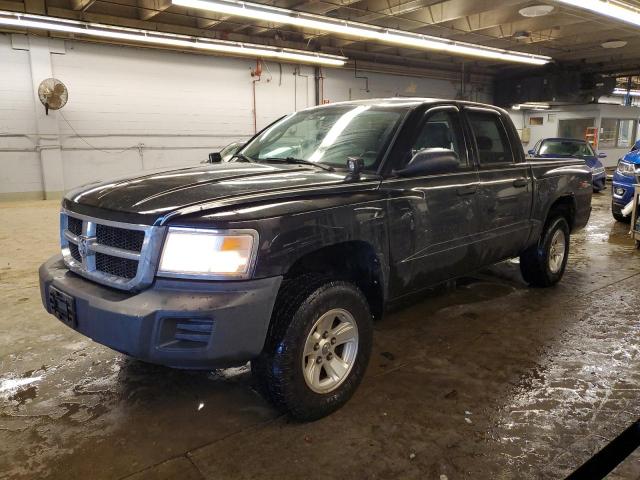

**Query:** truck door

left=463, top=107, right=533, bottom=265
left=382, top=105, right=481, bottom=298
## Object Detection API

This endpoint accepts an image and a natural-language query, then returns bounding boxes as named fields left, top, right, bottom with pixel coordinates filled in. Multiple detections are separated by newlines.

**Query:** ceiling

left=4, top=0, right=640, bottom=77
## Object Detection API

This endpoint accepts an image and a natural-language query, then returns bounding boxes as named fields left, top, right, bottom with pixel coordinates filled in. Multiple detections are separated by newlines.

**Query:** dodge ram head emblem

left=77, top=236, right=89, bottom=258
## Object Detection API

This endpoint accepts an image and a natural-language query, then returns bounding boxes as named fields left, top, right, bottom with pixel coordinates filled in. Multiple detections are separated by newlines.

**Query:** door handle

left=513, top=178, right=528, bottom=188
left=456, top=185, right=477, bottom=196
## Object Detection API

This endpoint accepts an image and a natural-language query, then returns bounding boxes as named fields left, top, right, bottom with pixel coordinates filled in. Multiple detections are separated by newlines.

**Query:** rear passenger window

left=401, top=110, right=468, bottom=172
left=467, top=111, right=513, bottom=165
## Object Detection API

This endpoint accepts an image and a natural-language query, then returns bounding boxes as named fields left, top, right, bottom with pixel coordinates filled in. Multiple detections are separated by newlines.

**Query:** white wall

left=1, top=35, right=317, bottom=199
left=1, top=33, right=494, bottom=200
left=321, top=67, right=490, bottom=103
left=52, top=41, right=318, bottom=189
left=507, top=103, right=640, bottom=167
left=0, top=35, right=42, bottom=198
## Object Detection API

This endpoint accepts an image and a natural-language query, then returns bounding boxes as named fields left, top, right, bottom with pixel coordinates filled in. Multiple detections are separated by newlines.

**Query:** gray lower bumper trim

left=39, top=255, right=282, bottom=368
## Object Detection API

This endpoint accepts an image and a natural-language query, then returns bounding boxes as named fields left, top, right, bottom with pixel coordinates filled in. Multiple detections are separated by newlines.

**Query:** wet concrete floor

left=1, top=192, right=639, bottom=479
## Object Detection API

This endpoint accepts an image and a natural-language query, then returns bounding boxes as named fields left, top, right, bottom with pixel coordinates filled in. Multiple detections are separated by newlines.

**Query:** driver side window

left=406, top=110, right=468, bottom=171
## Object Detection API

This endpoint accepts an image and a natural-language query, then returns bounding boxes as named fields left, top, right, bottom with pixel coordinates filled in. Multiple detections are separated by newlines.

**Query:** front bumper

left=612, top=179, right=636, bottom=206
left=612, top=169, right=638, bottom=206
left=592, top=173, right=606, bottom=191
left=39, top=255, right=282, bottom=368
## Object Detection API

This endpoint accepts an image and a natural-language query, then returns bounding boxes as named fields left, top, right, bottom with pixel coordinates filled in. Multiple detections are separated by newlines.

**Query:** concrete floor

left=1, top=192, right=639, bottom=480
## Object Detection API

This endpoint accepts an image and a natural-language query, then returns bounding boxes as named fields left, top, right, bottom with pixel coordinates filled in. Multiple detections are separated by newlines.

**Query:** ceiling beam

left=223, top=0, right=529, bottom=45
left=553, top=39, right=640, bottom=63
left=0, top=0, right=23, bottom=10
left=136, top=0, right=172, bottom=21
left=388, top=14, right=586, bottom=56
left=23, top=0, right=44, bottom=14
left=229, top=0, right=363, bottom=35
left=311, top=0, right=530, bottom=51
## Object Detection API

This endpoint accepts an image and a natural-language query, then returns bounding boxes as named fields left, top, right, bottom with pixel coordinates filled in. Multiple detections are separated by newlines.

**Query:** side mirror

left=345, top=157, right=364, bottom=182
left=208, top=152, right=222, bottom=163
left=598, top=152, right=607, bottom=158
left=395, top=148, right=460, bottom=177
left=527, top=149, right=536, bottom=156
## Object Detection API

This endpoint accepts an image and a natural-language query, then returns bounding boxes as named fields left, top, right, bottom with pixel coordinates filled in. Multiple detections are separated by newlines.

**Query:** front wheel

left=252, top=275, right=373, bottom=421
left=520, top=216, right=570, bottom=287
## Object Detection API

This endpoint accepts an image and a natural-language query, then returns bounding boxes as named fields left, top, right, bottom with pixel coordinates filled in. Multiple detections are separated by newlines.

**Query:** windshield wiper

left=262, top=157, right=334, bottom=172
left=230, top=153, right=255, bottom=163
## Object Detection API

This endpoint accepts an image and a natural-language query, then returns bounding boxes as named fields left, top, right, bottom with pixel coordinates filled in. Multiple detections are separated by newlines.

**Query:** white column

left=28, top=35, right=65, bottom=199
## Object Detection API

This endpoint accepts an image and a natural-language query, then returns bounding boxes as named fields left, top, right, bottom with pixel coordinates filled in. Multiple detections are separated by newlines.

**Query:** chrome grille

left=95, top=252, right=139, bottom=279
left=68, top=216, right=83, bottom=236
left=96, top=224, right=145, bottom=252
left=69, top=243, right=82, bottom=263
left=60, top=209, right=165, bottom=291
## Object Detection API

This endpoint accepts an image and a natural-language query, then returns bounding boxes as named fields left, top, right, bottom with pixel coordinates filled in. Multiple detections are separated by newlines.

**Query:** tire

left=612, top=202, right=630, bottom=223
left=252, top=274, right=373, bottom=421
left=520, top=216, right=570, bottom=287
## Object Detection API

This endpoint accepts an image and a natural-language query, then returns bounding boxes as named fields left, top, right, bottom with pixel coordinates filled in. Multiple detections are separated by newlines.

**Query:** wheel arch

left=284, top=240, right=387, bottom=321
left=546, top=194, right=577, bottom=231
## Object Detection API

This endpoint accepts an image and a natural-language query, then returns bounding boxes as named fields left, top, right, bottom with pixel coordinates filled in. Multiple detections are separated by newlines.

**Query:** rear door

left=383, top=105, right=482, bottom=298
left=463, top=107, right=533, bottom=264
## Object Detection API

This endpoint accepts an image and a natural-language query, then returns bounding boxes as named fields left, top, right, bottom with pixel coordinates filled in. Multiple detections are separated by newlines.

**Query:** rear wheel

left=252, top=275, right=373, bottom=421
left=520, top=216, right=570, bottom=287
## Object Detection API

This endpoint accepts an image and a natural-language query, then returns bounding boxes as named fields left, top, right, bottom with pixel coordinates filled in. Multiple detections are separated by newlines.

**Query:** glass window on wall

left=599, top=118, right=617, bottom=148
left=617, top=119, right=635, bottom=148
left=600, top=118, right=638, bottom=148
left=558, top=118, right=595, bottom=140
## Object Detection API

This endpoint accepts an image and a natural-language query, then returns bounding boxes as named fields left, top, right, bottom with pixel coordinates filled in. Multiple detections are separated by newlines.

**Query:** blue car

left=528, top=137, right=607, bottom=192
left=612, top=139, right=640, bottom=222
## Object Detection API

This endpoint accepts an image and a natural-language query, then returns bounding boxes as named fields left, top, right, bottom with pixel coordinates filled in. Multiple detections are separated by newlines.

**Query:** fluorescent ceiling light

left=552, top=0, right=640, bottom=27
left=0, top=10, right=346, bottom=66
left=601, top=39, right=628, bottom=48
left=513, top=103, right=551, bottom=110
left=173, top=0, right=552, bottom=65
left=519, top=5, right=555, bottom=17
left=613, top=88, right=640, bottom=96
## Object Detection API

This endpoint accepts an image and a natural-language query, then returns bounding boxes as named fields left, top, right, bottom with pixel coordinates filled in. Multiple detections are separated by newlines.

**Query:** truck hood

left=64, top=162, right=378, bottom=224
left=622, top=149, right=640, bottom=165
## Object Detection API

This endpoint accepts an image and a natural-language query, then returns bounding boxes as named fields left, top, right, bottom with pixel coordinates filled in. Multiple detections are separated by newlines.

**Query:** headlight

left=158, top=228, right=258, bottom=279
left=616, top=160, right=636, bottom=176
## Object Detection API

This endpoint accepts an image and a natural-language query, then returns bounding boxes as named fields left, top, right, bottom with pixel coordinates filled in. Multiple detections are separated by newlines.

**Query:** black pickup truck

left=39, top=98, right=592, bottom=420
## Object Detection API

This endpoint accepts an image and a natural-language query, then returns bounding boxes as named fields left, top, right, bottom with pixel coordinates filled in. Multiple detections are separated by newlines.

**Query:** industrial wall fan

left=38, top=78, right=68, bottom=115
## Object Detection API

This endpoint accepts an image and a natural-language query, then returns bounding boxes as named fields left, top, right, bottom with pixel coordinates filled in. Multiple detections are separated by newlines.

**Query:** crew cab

left=39, top=99, right=592, bottom=420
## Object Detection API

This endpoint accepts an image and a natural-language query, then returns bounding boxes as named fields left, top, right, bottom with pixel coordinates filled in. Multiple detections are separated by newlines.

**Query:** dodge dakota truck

left=39, top=98, right=592, bottom=420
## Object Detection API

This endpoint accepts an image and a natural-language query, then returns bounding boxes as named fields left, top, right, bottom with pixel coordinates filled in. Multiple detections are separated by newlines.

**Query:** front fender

left=256, top=199, right=390, bottom=281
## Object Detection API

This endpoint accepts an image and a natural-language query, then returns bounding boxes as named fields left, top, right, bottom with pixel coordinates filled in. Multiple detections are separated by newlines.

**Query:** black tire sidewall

left=540, top=217, right=570, bottom=283
left=276, top=282, right=372, bottom=420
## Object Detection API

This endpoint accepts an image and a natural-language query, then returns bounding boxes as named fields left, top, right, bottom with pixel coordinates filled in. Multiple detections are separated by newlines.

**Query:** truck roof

left=307, top=97, right=505, bottom=112
left=542, top=137, right=587, bottom=144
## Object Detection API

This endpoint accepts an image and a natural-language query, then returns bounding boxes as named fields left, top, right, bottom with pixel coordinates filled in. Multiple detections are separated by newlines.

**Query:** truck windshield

left=539, top=140, right=594, bottom=157
left=241, top=105, right=406, bottom=170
